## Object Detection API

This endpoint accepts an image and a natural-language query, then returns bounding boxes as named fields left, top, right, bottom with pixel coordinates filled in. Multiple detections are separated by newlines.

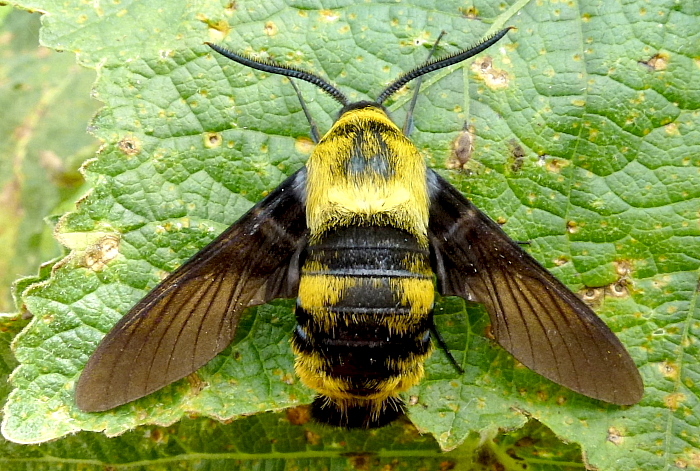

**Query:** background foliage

left=0, top=0, right=698, bottom=469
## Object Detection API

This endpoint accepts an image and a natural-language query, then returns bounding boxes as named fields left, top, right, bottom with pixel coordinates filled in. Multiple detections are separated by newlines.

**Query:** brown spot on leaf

left=345, top=453, right=376, bottom=471
left=148, top=428, right=165, bottom=443
left=280, top=371, right=295, bottom=385
left=664, top=392, right=685, bottom=411
left=286, top=405, right=311, bottom=425
left=514, top=436, right=534, bottom=448
left=471, top=56, right=509, bottom=89
left=659, top=361, right=678, bottom=380
left=83, top=234, right=120, bottom=271
left=118, top=137, right=140, bottom=156
left=545, top=157, right=567, bottom=173
left=581, top=287, right=604, bottom=306
left=439, top=460, right=457, bottom=470
left=224, top=1, right=237, bottom=13
left=553, top=256, right=569, bottom=267
left=204, top=132, right=222, bottom=148
left=476, top=446, right=503, bottom=470
left=185, top=372, right=205, bottom=396
left=614, top=259, right=632, bottom=277
left=304, top=429, right=322, bottom=445
left=607, top=427, right=623, bottom=445
left=508, top=139, right=525, bottom=172
left=459, top=6, right=479, bottom=19
left=446, top=124, right=474, bottom=170
left=607, top=280, right=629, bottom=298
left=264, top=21, right=278, bottom=36
left=639, top=53, right=668, bottom=71
left=198, top=13, right=230, bottom=37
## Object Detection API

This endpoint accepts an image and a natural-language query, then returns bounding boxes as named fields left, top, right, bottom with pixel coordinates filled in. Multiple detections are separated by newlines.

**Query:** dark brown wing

left=427, top=170, right=643, bottom=405
left=76, top=169, right=308, bottom=412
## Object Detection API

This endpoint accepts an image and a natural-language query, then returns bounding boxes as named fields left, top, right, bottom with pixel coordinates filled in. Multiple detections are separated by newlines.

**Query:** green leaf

left=2, top=0, right=699, bottom=470
left=0, top=411, right=590, bottom=470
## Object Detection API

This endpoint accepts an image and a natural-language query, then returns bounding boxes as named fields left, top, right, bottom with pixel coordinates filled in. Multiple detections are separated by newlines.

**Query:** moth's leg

left=431, top=319, right=464, bottom=375
left=402, top=30, right=447, bottom=136
left=290, top=79, right=320, bottom=144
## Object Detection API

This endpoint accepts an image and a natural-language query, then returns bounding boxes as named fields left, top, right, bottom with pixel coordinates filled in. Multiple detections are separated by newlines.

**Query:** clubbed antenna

left=376, top=27, right=513, bottom=105
left=206, top=43, right=349, bottom=106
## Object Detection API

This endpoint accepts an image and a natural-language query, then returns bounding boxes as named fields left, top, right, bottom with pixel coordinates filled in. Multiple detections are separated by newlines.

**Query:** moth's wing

left=76, top=169, right=308, bottom=412
left=427, top=170, right=643, bottom=405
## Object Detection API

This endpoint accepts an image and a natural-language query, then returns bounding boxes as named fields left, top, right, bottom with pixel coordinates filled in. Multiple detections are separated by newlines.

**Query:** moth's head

left=336, top=100, right=385, bottom=119
left=206, top=27, right=512, bottom=127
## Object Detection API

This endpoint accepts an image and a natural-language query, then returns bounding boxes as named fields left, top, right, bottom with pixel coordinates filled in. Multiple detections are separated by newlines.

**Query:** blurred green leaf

left=0, top=6, right=99, bottom=312
left=1, top=0, right=699, bottom=470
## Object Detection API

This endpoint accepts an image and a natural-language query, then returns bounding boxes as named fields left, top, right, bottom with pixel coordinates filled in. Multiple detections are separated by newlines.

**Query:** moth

left=76, top=27, right=643, bottom=428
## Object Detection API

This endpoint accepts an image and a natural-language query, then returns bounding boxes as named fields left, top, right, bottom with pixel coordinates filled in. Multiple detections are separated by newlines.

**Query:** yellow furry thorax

left=304, top=106, right=430, bottom=246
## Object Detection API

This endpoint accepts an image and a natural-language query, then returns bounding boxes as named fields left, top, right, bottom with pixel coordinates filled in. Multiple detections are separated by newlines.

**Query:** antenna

left=206, top=43, right=349, bottom=106
left=376, top=27, right=513, bottom=105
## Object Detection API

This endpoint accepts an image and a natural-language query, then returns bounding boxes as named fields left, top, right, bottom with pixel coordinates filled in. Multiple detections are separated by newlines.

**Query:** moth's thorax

left=305, top=106, right=429, bottom=245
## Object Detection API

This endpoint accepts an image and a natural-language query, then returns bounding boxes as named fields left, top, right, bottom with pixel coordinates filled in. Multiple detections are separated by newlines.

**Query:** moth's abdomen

left=292, top=225, right=434, bottom=428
